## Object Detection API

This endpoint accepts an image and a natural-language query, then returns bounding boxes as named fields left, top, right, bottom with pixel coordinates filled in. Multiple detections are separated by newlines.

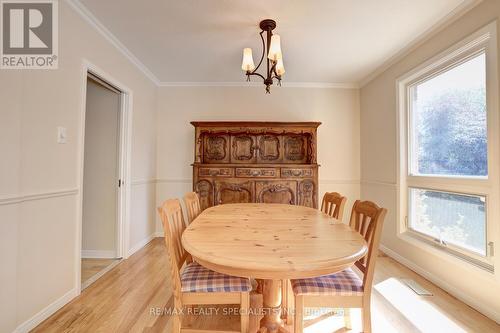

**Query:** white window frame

left=397, top=22, right=499, bottom=273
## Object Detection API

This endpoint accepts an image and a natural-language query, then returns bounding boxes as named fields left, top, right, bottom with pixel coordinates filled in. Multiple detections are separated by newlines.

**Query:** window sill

left=398, top=231, right=494, bottom=274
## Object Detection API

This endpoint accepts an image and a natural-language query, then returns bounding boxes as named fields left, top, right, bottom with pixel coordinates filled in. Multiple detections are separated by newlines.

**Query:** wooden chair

left=183, top=192, right=202, bottom=224
left=291, top=200, right=387, bottom=333
left=320, top=192, right=347, bottom=220
left=281, top=192, right=349, bottom=324
left=158, top=199, right=251, bottom=333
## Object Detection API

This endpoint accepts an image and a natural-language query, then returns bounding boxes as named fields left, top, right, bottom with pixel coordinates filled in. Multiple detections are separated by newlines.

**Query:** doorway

left=81, top=73, right=123, bottom=289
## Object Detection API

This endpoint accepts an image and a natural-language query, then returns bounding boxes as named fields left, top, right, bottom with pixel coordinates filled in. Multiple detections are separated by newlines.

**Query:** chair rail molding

left=131, top=178, right=157, bottom=186
left=361, top=179, right=397, bottom=188
left=155, top=178, right=192, bottom=184
left=320, top=179, right=360, bottom=185
left=0, top=188, right=79, bottom=206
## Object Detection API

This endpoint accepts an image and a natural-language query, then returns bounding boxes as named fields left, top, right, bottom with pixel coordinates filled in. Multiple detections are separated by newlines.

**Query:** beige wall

left=0, top=2, right=157, bottom=332
left=360, top=0, right=500, bottom=323
left=156, top=86, right=360, bottom=227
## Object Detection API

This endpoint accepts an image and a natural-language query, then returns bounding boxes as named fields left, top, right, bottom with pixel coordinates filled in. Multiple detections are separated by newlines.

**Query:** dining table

left=181, top=203, right=368, bottom=333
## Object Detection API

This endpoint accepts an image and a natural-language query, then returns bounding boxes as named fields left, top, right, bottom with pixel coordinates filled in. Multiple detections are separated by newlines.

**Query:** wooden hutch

left=191, top=121, right=320, bottom=210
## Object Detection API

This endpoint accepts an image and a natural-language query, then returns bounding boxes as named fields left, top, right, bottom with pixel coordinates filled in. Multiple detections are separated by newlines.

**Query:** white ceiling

left=77, top=0, right=474, bottom=85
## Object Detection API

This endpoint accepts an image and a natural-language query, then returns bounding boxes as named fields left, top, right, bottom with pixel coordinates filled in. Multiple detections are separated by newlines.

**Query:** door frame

left=75, top=60, right=133, bottom=294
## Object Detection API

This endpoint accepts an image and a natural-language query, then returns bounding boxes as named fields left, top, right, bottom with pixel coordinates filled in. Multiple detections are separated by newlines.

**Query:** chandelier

left=241, top=19, right=285, bottom=93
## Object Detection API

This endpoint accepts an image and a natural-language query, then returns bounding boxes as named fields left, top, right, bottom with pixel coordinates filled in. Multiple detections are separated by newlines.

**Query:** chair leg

left=294, top=295, right=304, bottom=333
left=281, top=279, right=293, bottom=324
left=281, top=279, right=287, bottom=315
left=172, top=314, right=181, bottom=333
left=241, top=292, right=250, bottom=333
left=173, top=298, right=182, bottom=333
left=343, top=308, right=352, bottom=329
left=361, top=303, right=372, bottom=333
left=285, top=280, right=294, bottom=325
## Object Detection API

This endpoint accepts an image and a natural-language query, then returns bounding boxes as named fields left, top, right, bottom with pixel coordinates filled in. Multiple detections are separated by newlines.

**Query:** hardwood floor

left=81, top=258, right=119, bottom=285
left=34, top=238, right=500, bottom=333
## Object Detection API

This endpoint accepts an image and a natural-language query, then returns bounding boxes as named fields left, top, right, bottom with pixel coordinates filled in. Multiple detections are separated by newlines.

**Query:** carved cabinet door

left=298, top=180, right=316, bottom=208
left=194, top=179, right=214, bottom=210
left=203, top=134, right=230, bottom=163
left=231, top=135, right=256, bottom=164
left=256, top=181, right=297, bottom=205
left=256, top=134, right=282, bottom=163
left=283, top=135, right=308, bottom=164
left=214, top=180, right=255, bottom=205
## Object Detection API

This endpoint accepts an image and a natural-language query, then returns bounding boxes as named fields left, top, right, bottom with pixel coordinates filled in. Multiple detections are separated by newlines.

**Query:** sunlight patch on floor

left=374, top=278, right=466, bottom=333
left=371, top=302, right=407, bottom=333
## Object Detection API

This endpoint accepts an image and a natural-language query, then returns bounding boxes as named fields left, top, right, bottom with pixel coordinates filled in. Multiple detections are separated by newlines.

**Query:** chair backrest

left=348, top=200, right=387, bottom=291
left=158, top=199, right=189, bottom=305
left=183, top=192, right=202, bottom=224
left=320, top=192, right=347, bottom=220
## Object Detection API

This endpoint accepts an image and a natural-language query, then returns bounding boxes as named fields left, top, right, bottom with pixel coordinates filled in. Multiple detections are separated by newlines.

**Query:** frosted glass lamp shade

left=268, top=34, right=282, bottom=61
left=276, top=58, right=285, bottom=76
left=242, top=48, right=255, bottom=71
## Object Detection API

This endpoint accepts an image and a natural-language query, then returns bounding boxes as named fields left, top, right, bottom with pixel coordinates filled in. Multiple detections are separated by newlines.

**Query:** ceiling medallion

left=241, top=19, right=285, bottom=94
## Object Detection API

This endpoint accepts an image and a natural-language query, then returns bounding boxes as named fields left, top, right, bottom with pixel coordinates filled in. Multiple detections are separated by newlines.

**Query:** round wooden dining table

left=181, top=203, right=368, bottom=333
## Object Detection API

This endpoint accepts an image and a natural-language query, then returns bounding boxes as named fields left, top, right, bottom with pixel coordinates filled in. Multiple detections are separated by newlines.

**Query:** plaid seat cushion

left=291, top=268, right=363, bottom=296
left=181, top=262, right=252, bottom=293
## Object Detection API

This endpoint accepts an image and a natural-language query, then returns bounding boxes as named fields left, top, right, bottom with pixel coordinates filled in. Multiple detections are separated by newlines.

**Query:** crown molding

left=66, top=0, right=161, bottom=86
left=67, top=0, right=357, bottom=89
left=359, top=0, right=483, bottom=87
left=68, top=0, right=479, bottom=90
left=157, top=81, right=358, bottom=89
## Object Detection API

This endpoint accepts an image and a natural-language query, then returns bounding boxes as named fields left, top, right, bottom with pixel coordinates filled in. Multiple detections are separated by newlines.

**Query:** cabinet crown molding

left=190, top=121, right=321, bottom=128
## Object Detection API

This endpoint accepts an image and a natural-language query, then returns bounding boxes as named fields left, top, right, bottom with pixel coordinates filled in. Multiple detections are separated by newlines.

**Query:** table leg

left=257, top=279, right=290, bottom=333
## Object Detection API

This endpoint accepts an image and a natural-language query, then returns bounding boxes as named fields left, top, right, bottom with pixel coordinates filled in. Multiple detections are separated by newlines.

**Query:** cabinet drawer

left=198, top=167, right=233, bottom=177
left=281, top=168, right=313, bottom=178
left=235, top=168, right=279, bottom=178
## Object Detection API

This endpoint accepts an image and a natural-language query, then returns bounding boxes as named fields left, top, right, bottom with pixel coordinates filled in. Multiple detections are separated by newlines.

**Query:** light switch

left=57, top=126, right=67, bottom=144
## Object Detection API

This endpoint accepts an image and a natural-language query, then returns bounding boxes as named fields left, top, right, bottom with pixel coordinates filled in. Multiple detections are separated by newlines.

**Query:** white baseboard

left=380, top=244, right=500, bottom=324
left=127, top=232, right=162, bottom=258
left=81, top=249, right=117, bottom=259
left=13, top=235, right=161, bottom=333
left=14, top=288, right=78, bottom=333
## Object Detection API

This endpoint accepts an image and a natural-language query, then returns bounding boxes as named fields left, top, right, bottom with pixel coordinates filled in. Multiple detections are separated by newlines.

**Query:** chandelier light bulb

left=276, top=58, right=285, bottom=76
left=241, top=48, right=256, bottom=71
left=268, top=34, right=282, bottom=61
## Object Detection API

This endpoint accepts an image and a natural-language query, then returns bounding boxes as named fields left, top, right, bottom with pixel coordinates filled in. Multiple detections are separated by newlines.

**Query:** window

left=408, top=188, right=486, bottom=255
left=409, top=53, right=487, bottom=177
left=398, top=23, right=497, bottom=271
